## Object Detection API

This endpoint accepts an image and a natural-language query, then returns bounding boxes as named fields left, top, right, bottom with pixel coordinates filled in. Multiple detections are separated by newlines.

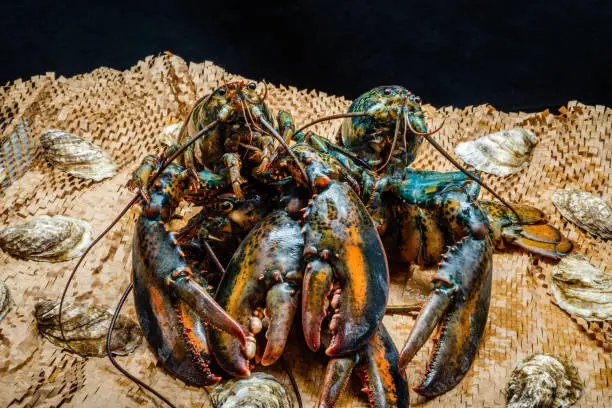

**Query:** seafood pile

left=13, top=82, right=581, bottom=407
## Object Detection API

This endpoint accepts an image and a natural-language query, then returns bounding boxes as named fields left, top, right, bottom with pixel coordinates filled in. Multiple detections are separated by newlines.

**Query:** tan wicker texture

left=0, top=54, right=610, bottom=407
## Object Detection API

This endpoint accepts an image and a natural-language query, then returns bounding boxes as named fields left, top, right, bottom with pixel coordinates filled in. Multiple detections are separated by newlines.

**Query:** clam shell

left=211, top=372, right=294, bottom=408
left=551, top=189, right=612, bottom=239
left=550, top=253, right=612, bottom=321
left=35, top=300, right=143, bottom=357
left=0, top=215, right=93, bottom=262
left=0, top=281, right=13, bottom=322
left=159, top=122, right=183, bottom=146
left=40, top=129, right=117, bottom=181
left=455, top=128, right=538, bottom=176
left=506, top=353, right=584, bottom=408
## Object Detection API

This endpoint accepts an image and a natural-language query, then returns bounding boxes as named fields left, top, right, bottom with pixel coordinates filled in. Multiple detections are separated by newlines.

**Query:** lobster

left=122, top=85, right=407, bottom=407
left=129, top=80, right=293, bottom=200
left=56, top=82, right=304, bottom=396
left=127, top=80, right=306, bottom=386
left=291, top=85, right=573, bottom=398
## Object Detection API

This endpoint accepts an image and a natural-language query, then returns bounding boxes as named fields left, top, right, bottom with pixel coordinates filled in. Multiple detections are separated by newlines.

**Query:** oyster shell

left=506, top=353, right=583, bottom=408
left=552, top=189, right=612, bottom=239
left=40, top=129, right=117, bottom=181
left=35, top=300, right=143, bottom=357
left=211, top=372, right=294, bottom=408
left=159, top=122, right=183, bottom=146
left=0, top=281, right=13, bottom=322
left=550, top=253, right=612, bottom=321
left=455, top=128, right=538, bottom=176
left=0, top=215, right=93, bottom=262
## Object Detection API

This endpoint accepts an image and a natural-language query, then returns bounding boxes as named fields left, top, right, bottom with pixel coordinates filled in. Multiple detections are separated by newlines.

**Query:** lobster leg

left=277, top=111, right=295, bottom=143
left=223, top=152, right=246, bottom=199
left=133, top=163, right=245, bottom=386
left=128, top=143, right=184, bottom=197
left=208, top=210, right=304, bottom=377
left=252, top=135, right=276, bottom=175
left=128, top=154, right=159, bottom=201
left=319, top=324, right=409, bottom=408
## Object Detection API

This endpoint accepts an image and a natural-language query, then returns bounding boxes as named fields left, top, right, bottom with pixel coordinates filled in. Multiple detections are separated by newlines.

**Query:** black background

left=4, top=0, right=612, bottom=111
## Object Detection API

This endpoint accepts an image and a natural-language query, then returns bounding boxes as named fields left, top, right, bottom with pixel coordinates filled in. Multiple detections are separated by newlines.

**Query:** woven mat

left=0, top=54, right=610, bottom=407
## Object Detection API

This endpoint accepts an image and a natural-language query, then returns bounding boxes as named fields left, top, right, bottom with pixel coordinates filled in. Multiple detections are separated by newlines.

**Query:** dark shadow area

left=3, top=0, right=611, bottom=111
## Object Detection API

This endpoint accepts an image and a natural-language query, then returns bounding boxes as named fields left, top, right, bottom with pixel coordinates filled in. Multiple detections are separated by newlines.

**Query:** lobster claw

left=276, top=144, right=389, bottom=357
left=399, top=237, right=493, bottom=397
left=479, top=200, right=573, bottom=260
left=208, top=210, right=304, bottom=377
left=301, top=180, right=389, bottom=356
left=318, top=324, right=409, bottom=408
left=132, top=164, right=245, bottom=386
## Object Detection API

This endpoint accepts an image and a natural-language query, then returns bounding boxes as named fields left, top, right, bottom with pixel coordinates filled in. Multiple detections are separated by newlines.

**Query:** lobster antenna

left=267, top=111, right=374, bottom=176
left=59, top=119, right=221, bottom=349
left=244, top=80, right=268, bottom=106
left=259, top=80, right=268, bottom=102
left=294, top=111, right=370, bottom=135
left=237, top=98, right=259, bottom=156
left=321, top=141, right=373, bottom=170
left=258, top=116, right=313, bottom=194
left=376, top=112, right=401, bottom=172
left=404, top=113, right=523, bottom=222
left=280, top=356, right=303, bottom=408
left=58, top=195, right=138, bottom=354
left=107, top=282, right=178, bottom=408
left=401, top=105, right=410, bottom=164
left=282, top=107, right=523, bottom=223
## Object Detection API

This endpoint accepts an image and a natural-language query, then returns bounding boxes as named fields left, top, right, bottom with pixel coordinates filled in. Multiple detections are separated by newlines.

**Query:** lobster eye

left=218, top=87, right=227, bottom=95
left=415, top=96, right=422, bottom=103
left=248, top=82, right=257, bottom=90
left=383, top=88, right=392, bottom=96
